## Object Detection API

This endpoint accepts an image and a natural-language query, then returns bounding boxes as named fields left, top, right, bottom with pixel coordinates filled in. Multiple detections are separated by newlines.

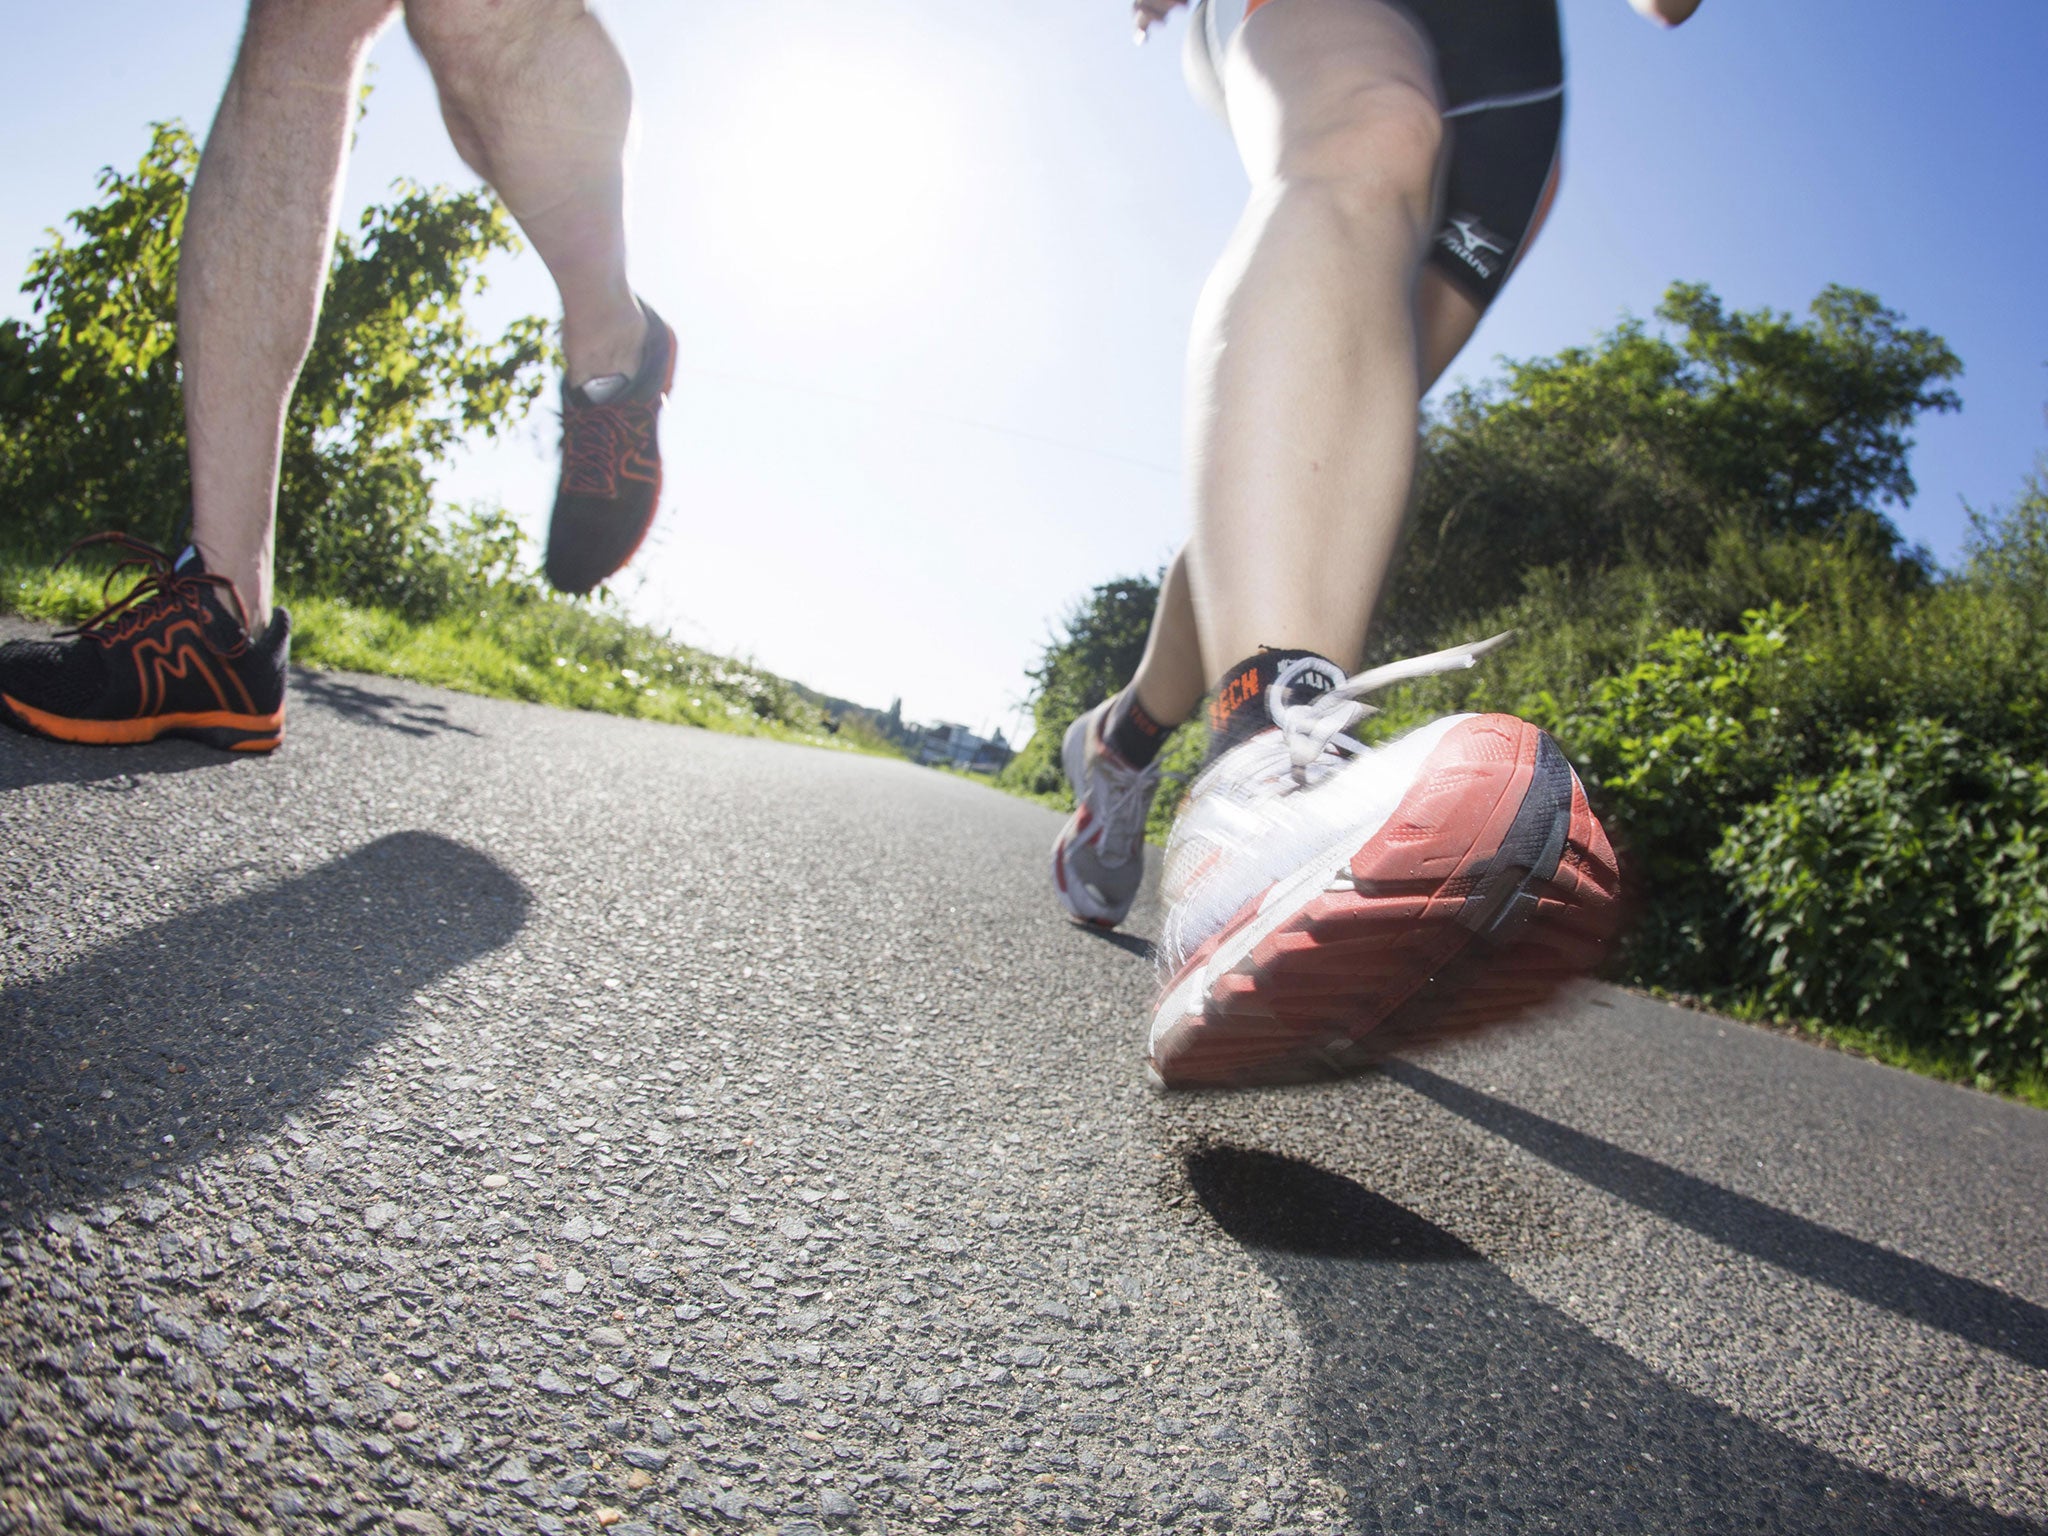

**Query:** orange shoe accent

left=1208, top=669, right=1263, bottom=734
left=2, top=693, right=284, bottom=751
left=125, top=616, right=253, bottom=717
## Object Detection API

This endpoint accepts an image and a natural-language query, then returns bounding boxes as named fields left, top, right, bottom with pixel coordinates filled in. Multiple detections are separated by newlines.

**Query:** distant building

left=917, top=723, right=1013, bottom=775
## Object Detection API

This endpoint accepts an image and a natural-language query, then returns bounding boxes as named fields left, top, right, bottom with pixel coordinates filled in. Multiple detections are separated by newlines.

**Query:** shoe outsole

left=1148, top=714, right=1620, bottom=1090
left=0, top=692, right=283, bottom=753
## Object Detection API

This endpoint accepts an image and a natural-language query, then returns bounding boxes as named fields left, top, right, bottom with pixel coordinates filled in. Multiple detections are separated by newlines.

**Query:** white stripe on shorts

left=1184, top=0, right=1565, bottom=123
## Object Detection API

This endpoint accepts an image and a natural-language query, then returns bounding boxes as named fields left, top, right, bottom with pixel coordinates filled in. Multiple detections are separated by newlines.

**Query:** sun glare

left=697, top=51, right=965, bottom=314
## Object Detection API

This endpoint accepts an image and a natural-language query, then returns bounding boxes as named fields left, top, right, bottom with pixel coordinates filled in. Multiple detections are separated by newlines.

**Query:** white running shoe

left=1051, top=697, right=1164, bottom=929
left=1150, top=638, right=1622, bottom=1089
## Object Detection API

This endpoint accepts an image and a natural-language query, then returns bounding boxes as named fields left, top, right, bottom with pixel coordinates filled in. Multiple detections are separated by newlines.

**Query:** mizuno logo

left=1439, top=214, right=1508, bottom=278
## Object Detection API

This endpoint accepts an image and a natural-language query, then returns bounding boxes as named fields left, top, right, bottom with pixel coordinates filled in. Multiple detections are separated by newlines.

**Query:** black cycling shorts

left=1185, top=0, right=1565, bottom=309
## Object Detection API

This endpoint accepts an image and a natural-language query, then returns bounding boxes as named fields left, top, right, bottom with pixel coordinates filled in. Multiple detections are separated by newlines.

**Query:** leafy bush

left=999, top=573, right=1160, bottom=802
left=1143, top=720, right=1208, bottom=844
left=1902, top=466, right=2048, bottom=758
left=0, top=119, right=551, bottom=612
left=1363, top=527, right=1922, bottom=737
left=1514, top=607, right=1801, bottom=989
left=1714, top=720, right=2048, bottom=1085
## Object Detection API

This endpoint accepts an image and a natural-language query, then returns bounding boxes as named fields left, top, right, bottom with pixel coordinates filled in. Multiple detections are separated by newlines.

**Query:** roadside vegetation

left=1008, top=287, right=2048, bottom=1108
left=0, top=120, right=882, bottom=752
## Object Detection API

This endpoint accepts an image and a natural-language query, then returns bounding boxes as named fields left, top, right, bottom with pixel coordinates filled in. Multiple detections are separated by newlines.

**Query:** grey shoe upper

left=1051, top=700, right=1163, bottom=927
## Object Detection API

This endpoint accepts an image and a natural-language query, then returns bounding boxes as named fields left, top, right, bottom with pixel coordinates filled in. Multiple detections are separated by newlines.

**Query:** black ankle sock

left=1101, top=689, right=1169, bottom=768
left=1205, top=649, right=1346, bottom=758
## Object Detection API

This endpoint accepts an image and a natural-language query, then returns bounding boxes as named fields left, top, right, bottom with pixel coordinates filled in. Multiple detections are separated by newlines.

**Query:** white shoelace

left=1086, top=737, right=1162, bottom=869
left=1267, top=633, right=1512, bottom=780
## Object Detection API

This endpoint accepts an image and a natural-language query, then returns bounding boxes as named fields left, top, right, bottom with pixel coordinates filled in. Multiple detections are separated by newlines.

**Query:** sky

left=4, top=0, right=2047, bottom=742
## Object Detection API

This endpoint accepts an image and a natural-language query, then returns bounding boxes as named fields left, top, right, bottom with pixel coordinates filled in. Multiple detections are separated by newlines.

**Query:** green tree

left=0, top=125, right=192, bottom=542
left=1377, top=283, right=1962, bottom=653
left=1000, top=572, right=1161, bottom=801
left=0, top=119, right=552, bottom=612
left=1925, top=461, right=2048, bottom=753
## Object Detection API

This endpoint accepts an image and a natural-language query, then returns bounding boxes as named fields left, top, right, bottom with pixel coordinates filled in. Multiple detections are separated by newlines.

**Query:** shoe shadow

left=292, top=670, right=482, bottom=740
left=1072, top=924, right=1155, bottom=963
left=1385, top=1061, right=2048, bottom=1373
left=0, top=731, right=234, bottom=793
left=0, top=832, right=528, bottom=1223
left=1184, top=1145, right=2045, bottom=1534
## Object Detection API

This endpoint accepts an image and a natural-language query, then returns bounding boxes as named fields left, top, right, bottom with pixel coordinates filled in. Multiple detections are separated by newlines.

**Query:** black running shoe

left=0, top=534, right=288, bottom=752
left=544, top=301, right=678, bottom=595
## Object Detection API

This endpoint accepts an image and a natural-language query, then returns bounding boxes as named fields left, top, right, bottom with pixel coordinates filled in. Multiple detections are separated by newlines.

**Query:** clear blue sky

left=4, top=0, right=2045, bottom=738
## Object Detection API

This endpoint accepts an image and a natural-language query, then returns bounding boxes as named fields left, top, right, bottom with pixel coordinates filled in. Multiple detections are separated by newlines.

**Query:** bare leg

left=1127, top=552, right=1208, bottom=729
left=1414, top=269, right=1485, bottom=392
left=1129, top=266, right=1484, bottom=727
left=1184, top=0, right=1445, bottom=677
left=405, top=0, right=645, bottom=387
left=182, top=0, right=401, bottom=630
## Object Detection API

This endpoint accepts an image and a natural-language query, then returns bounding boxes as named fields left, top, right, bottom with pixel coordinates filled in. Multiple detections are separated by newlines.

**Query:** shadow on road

left=1186, top=1145, right=2045, bottom=1535
left=0, top=730, right=238, bottom=793
left=293, top=671, right=482, bottom=740
left=0, top=672, right=478, bottom=791
left=1388, top=1061, right=2048, bottom=1372
left=0, top=832, right=528, bottom=1222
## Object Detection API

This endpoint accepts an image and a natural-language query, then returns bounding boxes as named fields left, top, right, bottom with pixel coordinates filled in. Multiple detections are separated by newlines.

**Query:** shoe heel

left=1462, top=726, right=1577, bottom=941
left=179, top=721, right=283, bottom=753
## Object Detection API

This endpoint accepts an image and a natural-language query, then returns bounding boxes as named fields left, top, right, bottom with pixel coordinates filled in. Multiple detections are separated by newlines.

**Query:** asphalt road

left=2, top=640, right=2045, bottom=1536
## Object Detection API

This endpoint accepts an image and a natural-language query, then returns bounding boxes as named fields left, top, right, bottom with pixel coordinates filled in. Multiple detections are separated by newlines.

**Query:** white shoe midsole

left=1149, top=828, right=1362, bottom=1048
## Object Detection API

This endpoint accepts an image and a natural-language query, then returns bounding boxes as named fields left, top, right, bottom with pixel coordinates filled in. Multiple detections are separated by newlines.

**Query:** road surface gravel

left=2, top=640, right=2043, bottom=1534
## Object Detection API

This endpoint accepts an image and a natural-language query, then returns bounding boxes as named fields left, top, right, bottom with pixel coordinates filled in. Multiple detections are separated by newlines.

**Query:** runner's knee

left=405, top=0, right=629, bottom=135
left=1271, top=78, right=1444, bottom=229
left=405, top=0, right=601, bottom=86
left=404, top=0, right=520, bottom=97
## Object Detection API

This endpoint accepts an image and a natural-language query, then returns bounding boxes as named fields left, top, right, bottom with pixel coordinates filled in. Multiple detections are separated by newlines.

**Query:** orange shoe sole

left=1, top=692, right=283, bottom=753
left=1149, top=715, right=1621, bottom=1089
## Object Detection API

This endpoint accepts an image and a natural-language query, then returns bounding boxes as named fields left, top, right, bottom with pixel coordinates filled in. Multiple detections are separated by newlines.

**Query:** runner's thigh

left=1220, top=0, right=1443, bottom=193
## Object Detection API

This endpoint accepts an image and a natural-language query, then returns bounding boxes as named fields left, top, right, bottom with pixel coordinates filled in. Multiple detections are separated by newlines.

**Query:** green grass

left=1, top=547, right=117, bottom=622
left=0, top=545, right=905, bottom=758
